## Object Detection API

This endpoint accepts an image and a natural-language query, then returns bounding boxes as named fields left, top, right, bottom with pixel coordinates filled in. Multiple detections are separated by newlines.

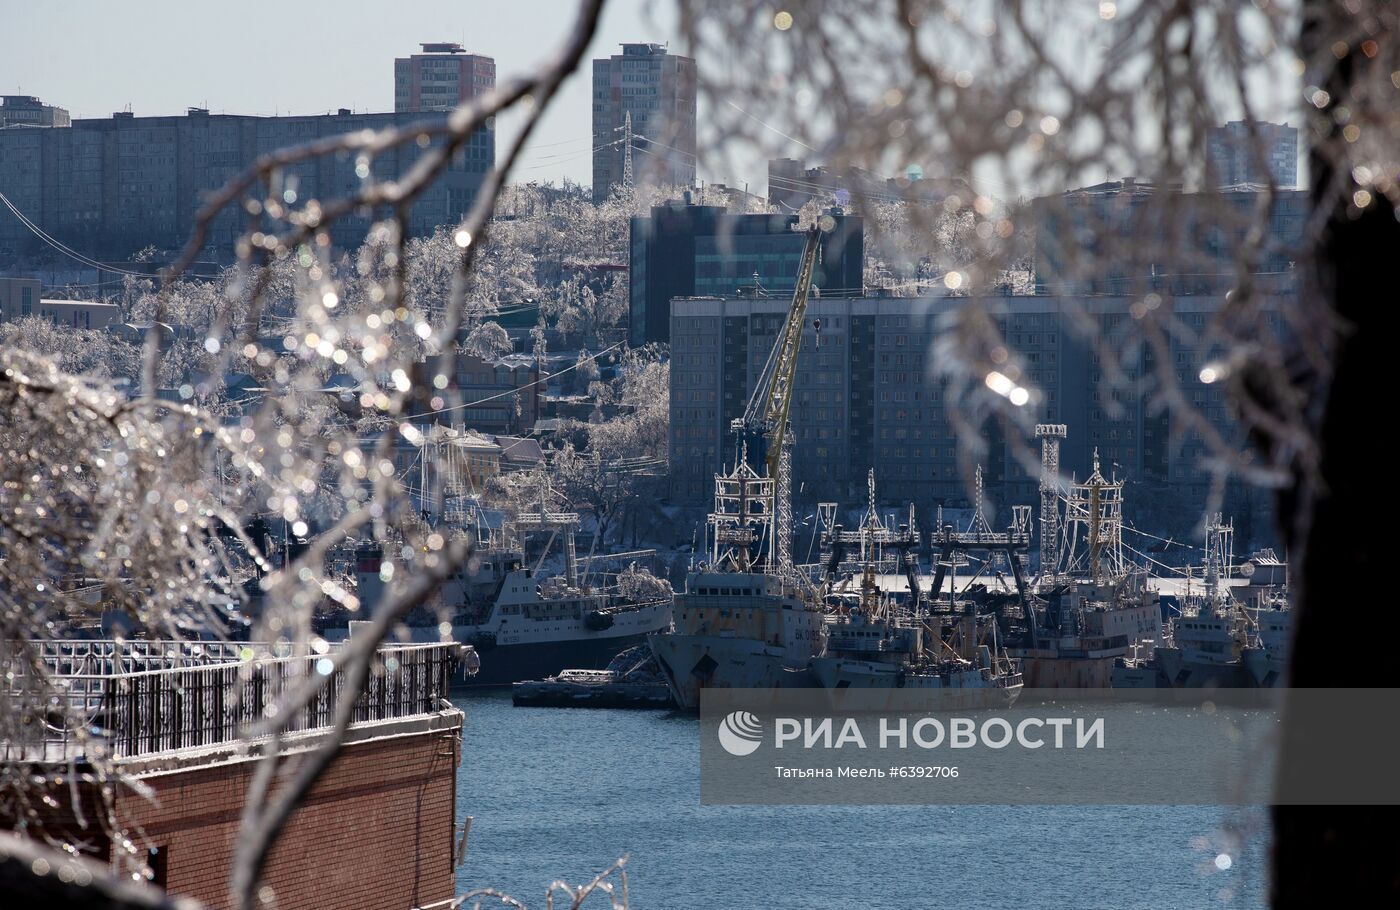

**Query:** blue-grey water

left=454, top=692, right=1268, bottom=909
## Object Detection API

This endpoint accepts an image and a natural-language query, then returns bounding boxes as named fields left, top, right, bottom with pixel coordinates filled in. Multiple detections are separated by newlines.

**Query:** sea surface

left=453, top=691, right=1269, bottom=910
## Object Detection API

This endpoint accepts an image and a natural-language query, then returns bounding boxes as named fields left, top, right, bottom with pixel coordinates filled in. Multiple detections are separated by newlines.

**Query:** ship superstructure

left=1003, top=431, right=1164, bottom=687
left=325, top=480, right=671, bottom=686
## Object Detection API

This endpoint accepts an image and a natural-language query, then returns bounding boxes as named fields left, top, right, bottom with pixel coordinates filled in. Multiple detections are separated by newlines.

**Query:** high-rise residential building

left=629, top=196, right=864, bottom=346
left=0, top=107, right=494, bottom=263
left=668, top=291, right=1284, bottom=540
left=394, top=43, right=496, bottom=113
left=1032, top=179, right=1307, bottom=295
left=1207, top=120, right=1299, bottom=188
left=0, top=95, right=70, bottom=129
left=591, top=43, right=697, bottom=204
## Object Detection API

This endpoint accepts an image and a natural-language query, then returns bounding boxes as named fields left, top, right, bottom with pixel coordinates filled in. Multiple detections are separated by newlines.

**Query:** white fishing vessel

left=1112, top=520, right=1291, bottom=688
left=325, top=490, right=672, bottom=686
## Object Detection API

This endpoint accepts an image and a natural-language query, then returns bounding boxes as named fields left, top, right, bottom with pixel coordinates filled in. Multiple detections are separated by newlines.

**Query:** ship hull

left=647, top=632, right=817, bottom=711
left=809, top=657, right=1023, bottom=709
left=1012, top=652, right=1121, bottom=688
left=322, top=599, right=672, bottom=688
left=1111, top=647, right=1276, bottom=689
left=461, top=631, right=655, bottom=687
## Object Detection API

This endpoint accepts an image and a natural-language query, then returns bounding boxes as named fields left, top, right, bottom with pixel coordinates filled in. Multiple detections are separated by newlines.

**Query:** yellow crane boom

left=730, top=224, right=823, bottom=568
left=738, top=225, right=822, bottom=478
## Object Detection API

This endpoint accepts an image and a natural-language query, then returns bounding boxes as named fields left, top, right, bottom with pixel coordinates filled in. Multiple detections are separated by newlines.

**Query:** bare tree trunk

left=1271, top=5, right=1400, bottom=904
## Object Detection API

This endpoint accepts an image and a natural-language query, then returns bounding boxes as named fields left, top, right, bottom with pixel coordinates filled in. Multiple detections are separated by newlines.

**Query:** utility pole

left=622, top=110, right=634, bottom=189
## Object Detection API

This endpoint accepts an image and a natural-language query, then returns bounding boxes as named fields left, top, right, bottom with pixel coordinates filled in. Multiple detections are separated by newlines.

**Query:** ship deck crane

left=729, top=224, right=823, bottom=570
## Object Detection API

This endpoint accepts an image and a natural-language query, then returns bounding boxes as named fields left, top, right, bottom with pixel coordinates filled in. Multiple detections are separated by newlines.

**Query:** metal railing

left=7, top=640, right=464, bottom=762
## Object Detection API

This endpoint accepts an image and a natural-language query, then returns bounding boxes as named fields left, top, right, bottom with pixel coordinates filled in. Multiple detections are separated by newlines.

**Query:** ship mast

left=1035, top=424, right=1067, bottom=581
left=819, top=469, right=919, bottom=606
left=515, top=475, right=582, bottom=588
left=708, top=448, right=773, bottom=572
left=1202, top=512, right=1234, bottom=615
left=1060, top=449, right=1128, bottom=583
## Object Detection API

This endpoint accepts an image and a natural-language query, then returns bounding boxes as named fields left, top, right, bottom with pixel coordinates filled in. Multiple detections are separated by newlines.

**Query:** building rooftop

left=449, top=427, right=503, bottom=451
left=39, top=298, right=119, bottom=308
left=53, top=107, right=442, bottom=128
left=496, top=435, right=544, bottom=464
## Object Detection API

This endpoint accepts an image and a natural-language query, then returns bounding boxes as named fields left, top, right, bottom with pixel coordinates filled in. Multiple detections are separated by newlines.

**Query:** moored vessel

left=1111, top=525, right=1291, bottom=688
left=808, top=470, right=1023, bottom=708
left=1004, top=433, right=1164, bottom=686
left=324, top=490, right=672, bottom=686
left=648, top=461, right=826, bottom=709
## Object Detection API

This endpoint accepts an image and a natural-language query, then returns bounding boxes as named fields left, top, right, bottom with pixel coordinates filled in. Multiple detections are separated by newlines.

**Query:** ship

left=1009, top=573, right=1164, bottom=688
left=1000, top=429, right=1165, bottom=687
left=1111, top=531, right=1292, bottom=689
left=512, top=645, right=674, bottom=708
left=323, top=485, right=672, bottom=687
left=648, top=460, right=827, bottom=710
left=809, top=612, right=1024, bottom=709
left=807, top=470, right=1023, bottom=707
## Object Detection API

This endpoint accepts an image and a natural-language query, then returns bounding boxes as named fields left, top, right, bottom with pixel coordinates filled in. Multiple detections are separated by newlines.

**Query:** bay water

left=454, top=692, right=1268, bottom=909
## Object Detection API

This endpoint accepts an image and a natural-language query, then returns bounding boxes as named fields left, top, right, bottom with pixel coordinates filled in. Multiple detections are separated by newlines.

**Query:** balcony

left=3, top=639, right=470, bottom=764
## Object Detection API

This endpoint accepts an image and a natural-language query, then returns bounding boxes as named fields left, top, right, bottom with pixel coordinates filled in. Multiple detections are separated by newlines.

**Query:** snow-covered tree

left=462, top=320, right=513, bottom=360
left=1, top=2, right=619, bottom=906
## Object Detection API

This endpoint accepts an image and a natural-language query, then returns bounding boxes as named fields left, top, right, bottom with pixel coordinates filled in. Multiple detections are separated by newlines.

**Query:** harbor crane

left=722, top=224, right=823, bottom=571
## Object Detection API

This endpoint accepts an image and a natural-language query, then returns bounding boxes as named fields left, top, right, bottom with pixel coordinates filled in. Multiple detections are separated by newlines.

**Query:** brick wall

left=121, top=724, right=460, bottom=910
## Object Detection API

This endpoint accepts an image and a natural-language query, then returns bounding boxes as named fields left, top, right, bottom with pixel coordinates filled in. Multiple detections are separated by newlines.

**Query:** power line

left=523, top=137, right=623, bottom=163
left=630, top=134, right=697, bottom=160
left=766, top=172, right=914, bottom=205
left=724, top=100, right=816, bottom=152
left=525, top=135, right=596, bottom=150
left=411, top=340, right=626, bottom=420
left=0, top=189, right=157, bottom=278
left=256, top=299, right=544, bottom=328
left=519, top=137, right=624, bottom=171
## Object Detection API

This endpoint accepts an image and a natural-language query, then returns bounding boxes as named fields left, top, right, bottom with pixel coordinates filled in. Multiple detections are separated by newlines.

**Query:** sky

left=2, top=1, right=1304, bottom=200
left=0, top=0, right=765, bottom=188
